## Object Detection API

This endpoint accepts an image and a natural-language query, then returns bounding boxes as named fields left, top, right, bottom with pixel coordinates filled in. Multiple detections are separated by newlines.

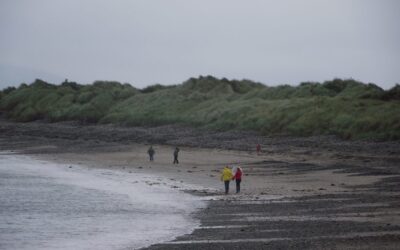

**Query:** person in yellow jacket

left=220, top=166, right=233, bottom=194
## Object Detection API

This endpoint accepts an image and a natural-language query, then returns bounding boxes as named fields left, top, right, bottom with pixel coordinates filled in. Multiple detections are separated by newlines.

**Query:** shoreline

left=1, top=120, right=400, bottom=249
left=0, top=151, right=209, bottom=250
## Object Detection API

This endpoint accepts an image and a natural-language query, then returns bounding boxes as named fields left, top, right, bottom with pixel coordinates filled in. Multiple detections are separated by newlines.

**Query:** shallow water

left=0, top=153, right=205, bottom=250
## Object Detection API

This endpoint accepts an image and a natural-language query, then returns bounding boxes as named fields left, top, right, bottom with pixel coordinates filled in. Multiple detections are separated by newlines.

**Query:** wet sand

left=1, top=119, right=400, bottom=249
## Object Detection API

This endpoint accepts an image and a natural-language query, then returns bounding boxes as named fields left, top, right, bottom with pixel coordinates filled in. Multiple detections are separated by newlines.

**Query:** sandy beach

left=1, top=119, right=400, bottom=249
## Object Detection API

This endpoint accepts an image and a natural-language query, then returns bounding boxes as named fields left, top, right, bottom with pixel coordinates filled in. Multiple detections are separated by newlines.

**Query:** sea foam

left=0, top=153, right=205, bottom=250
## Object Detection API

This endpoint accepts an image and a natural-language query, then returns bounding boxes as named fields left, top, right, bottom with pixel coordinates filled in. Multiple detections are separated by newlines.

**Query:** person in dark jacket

left=147, top=146, right=155, bottom=161
left=173, top=147, right=180, bottom=164
left=232, top=167, right=243, bottom=193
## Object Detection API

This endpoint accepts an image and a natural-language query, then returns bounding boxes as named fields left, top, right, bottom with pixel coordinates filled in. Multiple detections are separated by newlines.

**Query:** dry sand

left=44, top=144, right=384, bottom=198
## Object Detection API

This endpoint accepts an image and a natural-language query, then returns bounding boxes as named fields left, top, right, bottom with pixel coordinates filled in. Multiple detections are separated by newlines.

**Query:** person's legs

left=236, top=179, right=241, bottom=193
left=224, top=181, right=230, bottom=194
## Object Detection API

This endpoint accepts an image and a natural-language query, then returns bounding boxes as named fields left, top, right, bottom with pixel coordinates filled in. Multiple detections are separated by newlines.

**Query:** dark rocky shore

left=146, top=173, right=400, bottom=249
left=1, top=118, right=399, bottom=156
left=1, top=118, right=400, bottom=249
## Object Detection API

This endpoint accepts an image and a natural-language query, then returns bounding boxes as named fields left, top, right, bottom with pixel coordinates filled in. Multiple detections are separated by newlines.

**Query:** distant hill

left=1, top=76, right=399, bottom=140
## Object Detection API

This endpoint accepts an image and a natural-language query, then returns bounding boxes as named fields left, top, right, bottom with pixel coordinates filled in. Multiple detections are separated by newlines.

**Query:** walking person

left=147, top=146, right=155, bottom=161
left=232, top=167, right=243, bottom=193
left=173, top=147, right=180, bottom=164
left=220, top=166, right=233, bottom=194
left=256, top=144, right=261, bottom=155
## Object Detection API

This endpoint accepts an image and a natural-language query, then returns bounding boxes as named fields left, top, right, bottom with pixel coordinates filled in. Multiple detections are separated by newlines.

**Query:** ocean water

left=0, top=152, right=205, bottom=250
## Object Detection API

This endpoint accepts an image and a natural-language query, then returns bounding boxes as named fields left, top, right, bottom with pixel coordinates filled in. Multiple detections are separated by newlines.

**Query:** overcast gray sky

left=0, top=0, right=399, bottom=89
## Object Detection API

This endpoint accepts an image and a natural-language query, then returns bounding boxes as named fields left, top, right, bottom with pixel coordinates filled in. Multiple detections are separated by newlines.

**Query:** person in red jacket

left=256, top=144, right=261, bottom=155
left=232, top=167, right=243, bottom=193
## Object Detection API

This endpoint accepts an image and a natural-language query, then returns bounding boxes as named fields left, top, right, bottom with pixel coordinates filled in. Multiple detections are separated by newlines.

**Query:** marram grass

left=1, top=77, right=399, bottom=140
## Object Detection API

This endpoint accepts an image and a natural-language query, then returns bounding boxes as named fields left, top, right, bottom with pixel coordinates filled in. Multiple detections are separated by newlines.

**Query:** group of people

left=220, top=166, right=243, bottom=194
left=147, top=146, right=180, bottom=164
left=146, top=144, right=258, bottom=195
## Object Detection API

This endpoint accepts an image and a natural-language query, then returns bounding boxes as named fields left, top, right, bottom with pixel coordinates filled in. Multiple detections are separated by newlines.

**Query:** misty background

left=0, top=0, right=399, bottom=89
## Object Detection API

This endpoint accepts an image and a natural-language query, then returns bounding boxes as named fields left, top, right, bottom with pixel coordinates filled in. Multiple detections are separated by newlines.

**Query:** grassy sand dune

left=1, top=76, right=399, bottom=140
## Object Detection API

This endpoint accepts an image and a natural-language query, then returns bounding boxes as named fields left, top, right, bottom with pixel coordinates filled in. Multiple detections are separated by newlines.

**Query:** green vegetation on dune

left=1, top=76, right=399, bottom=140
